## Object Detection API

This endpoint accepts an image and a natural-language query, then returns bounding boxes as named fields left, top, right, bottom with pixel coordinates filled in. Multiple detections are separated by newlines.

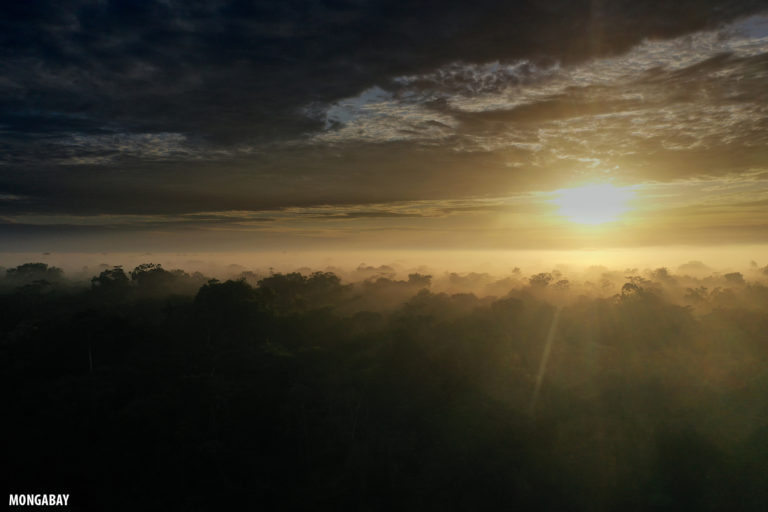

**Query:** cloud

left=305, top=211, right=425, bottom=219
left=0, top=194, right=26, bottom=201
left=3, top=1, right=763, bottom=144
left=2, top=173, right=768, bottom=250
left=2, top=1, right=768, bottom=244
left=312, top=14, right=768, bottom=156
left=311, top=87, right=458, bottom=144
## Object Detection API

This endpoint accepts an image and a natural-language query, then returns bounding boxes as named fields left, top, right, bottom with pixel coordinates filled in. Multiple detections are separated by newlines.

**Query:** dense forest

left=3, top=261, right=768, bottom=510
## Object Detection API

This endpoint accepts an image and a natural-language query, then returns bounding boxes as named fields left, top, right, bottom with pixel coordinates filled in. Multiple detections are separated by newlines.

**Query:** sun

left=552, top=184, right=635, bottom=225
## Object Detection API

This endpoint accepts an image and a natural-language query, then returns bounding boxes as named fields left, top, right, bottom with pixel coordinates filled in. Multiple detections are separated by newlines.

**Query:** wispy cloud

left=309, top=14, right=768, bottom=166
left=2, top=2, right=768, bottom=250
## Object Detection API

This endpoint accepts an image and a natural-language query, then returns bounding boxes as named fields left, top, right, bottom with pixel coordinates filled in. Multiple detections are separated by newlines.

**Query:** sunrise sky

left=2, top=1, right=768, bottom=264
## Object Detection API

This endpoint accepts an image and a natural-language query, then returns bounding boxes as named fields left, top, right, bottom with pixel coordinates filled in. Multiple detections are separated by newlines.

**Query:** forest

left=2, top=261, right=768, bottom=510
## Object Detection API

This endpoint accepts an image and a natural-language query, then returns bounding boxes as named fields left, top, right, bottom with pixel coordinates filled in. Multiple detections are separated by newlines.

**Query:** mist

left=3, top=244, right=767, bottom=284
left=3, top=255, right=768, bottom=509
left=6, top=1, right=768, bottom=509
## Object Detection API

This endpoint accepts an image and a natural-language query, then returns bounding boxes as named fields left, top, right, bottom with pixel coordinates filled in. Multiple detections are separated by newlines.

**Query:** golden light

left=552, top=184, right=635, bottom=225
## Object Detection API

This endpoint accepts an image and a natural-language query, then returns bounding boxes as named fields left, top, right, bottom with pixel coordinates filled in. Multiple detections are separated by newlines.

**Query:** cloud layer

left=1, top=1, right=767, bottom=249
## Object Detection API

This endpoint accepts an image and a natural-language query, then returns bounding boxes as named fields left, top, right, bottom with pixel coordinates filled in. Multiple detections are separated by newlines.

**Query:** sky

left=2, top=1, right=768, bottom=265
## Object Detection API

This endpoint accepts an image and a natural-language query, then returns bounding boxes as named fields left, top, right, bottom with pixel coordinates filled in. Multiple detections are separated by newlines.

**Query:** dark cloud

left=304, top=211, right=424, bottom=219
left=1, top=0, right=768, bottom=244
left=0, top=140, right=542, bottom=215
left=2, top=0, right=763, bottom=143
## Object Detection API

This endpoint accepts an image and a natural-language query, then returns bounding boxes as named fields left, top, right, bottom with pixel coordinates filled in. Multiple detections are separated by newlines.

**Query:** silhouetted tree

left=91, top=266, right=130, bottom=291
left=1, top=261, right=767, bottom=510
left=130, top=263, right=196, bottom=295
left=725, top=272, right=745, bottom=285
left=529, top=272, right=552, bottom=287
left=6, top=263, right=63, bottom=285
left=407, top=273, right=432, bottom=288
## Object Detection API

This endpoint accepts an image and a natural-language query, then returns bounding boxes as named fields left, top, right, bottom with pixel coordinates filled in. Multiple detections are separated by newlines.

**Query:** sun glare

left=552, top=184, right=635, bottom=225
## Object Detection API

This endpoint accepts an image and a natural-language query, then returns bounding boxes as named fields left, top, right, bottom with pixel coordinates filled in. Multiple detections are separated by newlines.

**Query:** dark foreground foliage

left=2, top=263, right=768, bottom=510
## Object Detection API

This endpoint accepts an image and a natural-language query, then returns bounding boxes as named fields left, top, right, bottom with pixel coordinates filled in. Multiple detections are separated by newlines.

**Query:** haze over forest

left=3, top=0, right=768, bottom=510
left=3, top=259, right=768, bottom=509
